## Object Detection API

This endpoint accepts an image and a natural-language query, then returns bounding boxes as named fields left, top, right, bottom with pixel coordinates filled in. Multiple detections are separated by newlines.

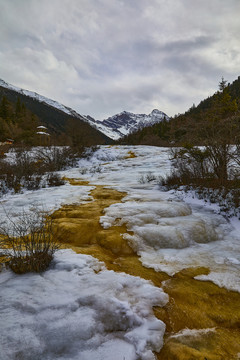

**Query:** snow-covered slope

left=0, top=79, right=168, bottom=140
left=0, top=79, right=80, bottom=118
left=89, top=109, right=169, bottom=140
left=0, top=79, right=96, bottom=127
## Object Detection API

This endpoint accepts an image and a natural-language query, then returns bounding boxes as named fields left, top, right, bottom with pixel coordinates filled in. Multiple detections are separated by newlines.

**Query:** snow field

left=100, top=199, right=221, bottom=248
left=99, top=187, right=240, bottom=292
left=0, top=249, right=168, bottom=360
left=1, top=145, right=239, bottom=292
left=1, top=145, right=240, bottom=359
left=0, top=183, right=94, bottom=231
left=73, top=146, right=240, bottom=293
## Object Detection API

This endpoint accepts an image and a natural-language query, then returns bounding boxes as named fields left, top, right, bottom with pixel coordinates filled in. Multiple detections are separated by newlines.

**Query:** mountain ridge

left=0, top=79, right=111, bottom=145
left=120, top=76, right=240, bottom=146
left=0, top=79, right=169, bottom=141
left=88, top=108, right=169, bottom=140
left=0, top=79, right=90, bottom=124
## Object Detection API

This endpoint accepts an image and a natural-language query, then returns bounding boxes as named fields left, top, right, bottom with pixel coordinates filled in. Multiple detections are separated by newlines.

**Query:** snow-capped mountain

left=0, top=79, right=88, bottom=122
left=0, top=79, right=111, bottom=144
left=0, top=79, right=168, bottom=140
left=88, top=109, right=169, bottom=140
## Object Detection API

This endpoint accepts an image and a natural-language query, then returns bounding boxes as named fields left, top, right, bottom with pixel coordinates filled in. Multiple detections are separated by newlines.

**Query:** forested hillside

left=0, top=95, right=39, bottom=145
left=120, top=76, right=240, bottom=146
left=0, top=86, right=112, bottom=146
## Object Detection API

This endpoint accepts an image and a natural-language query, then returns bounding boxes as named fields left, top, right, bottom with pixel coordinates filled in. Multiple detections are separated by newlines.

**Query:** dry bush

left=138, top=172, right=156, bottom=184
left=35, top=146, right=76, bottom=171
left=0, top=146, right=68, bottom=195
left=46, top=173, right=65, bottom=187
left=35, top=145, right=93, bottom=172
left=0, top=145, right=98, bottom=197
left=0, top=209, right=61, bottom=274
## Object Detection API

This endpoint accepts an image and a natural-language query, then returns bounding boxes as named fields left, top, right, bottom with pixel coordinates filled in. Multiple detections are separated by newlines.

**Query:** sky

left=0, top=0, right=239, bottom=120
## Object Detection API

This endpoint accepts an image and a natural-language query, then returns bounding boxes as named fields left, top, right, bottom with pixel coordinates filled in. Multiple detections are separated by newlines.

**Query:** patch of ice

left=169, top=327, right=216, bottom=339
left=195, top=270, right=240, bottom=293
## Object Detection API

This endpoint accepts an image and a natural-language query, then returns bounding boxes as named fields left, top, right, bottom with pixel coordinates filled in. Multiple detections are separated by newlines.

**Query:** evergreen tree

left=15, top=97, right=22, bottom=117
left=218, top=76, right=227, bottom=92
left=0, top=96, right=9, bottom=119
left=197, top=79, right=238, bottom=182
left=172, top=78, right=239, bottom=184
left=21, top=102, right=26, bottom=116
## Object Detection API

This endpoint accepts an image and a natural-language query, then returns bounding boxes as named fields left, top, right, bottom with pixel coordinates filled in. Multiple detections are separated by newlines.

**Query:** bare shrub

left=34, top=145, right=98, bottom=172
left=158, top=172, right=183, bottom=188
left=138, top=175, right=145, bottom=184
left=0, top=209, right=61, bottom=274
left=0, top=147, right=41, bottom=194
left=79, top=167, right=87, bottom=175
left=89, top=165, right=102, bottom=174
left=146, top=172, right=156, bottom=182
left=170, top=146, right=213, bottom=181
left=46, top=173, right=65, bottom=187
left=0, top=145, right=99, bottom=197
left=138, top=172, right=156, bottom=184
left=35, top=146, right=76, bottom=172
left=25, top=175, right=42, bottom=190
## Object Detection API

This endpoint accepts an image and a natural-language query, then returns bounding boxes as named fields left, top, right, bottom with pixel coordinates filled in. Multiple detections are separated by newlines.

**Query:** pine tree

left=15, top=97, right=22, bottom=117
left=198, top=78, right=238, bottom=182
left=173, top=78, right=240, bottom=185
left=0, top=96, right=9, bottom=119
left=218, top=76, right=227, bottom=92
left=21, top=102, right=26, bottom=116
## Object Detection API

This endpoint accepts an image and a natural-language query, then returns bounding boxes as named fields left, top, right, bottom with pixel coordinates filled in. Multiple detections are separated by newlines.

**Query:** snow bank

left=101, top=192, right=240, bottom=291
left=169, top=327, right=216, bottom=340
left=1, top=144, right=240, bottom=300
left=0, top=250, right=168, bottom=360
left=0, top=183, right=94, bottom=231
left=63, top=145, right=240, bottom=293
left=99, top=187, right=240, bottom=293
left=101, top=198, right=223, bottom=249
left=61, top=145, right=172, bottom=189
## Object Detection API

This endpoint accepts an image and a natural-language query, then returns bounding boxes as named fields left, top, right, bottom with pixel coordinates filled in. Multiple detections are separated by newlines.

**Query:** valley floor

left=0, top=145, right=240, bottom=359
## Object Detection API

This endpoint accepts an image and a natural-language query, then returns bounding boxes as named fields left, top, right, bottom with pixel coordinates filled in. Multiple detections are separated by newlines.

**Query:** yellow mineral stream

left=125, top=150, right=137, bottom=158
left=51, top=179, right=240, bottom=360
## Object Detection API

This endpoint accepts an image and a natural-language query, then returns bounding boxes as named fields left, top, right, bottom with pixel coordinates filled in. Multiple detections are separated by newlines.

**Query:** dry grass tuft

left=0, top=209, right=61, bottom=274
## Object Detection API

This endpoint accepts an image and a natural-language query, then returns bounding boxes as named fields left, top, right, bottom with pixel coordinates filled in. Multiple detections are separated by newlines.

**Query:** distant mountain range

left=0, top=79, right=169, bottom=142
left=120, top=76, right=240, bottom=146
left=0, top=79, right=111, bottom=146
left=86, top=109, right=169, bottom=140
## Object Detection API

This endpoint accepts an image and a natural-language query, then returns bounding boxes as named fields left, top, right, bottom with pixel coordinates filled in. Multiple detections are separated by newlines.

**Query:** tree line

left=120, top=76, right=240, bottom=148
left=0, top=96, right=39, bottom=145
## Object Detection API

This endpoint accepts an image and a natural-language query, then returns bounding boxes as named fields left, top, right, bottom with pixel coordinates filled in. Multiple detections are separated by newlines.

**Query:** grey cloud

left=158, top=36, right=216, bottom=54
left=0, top=0, right=239, bottom=119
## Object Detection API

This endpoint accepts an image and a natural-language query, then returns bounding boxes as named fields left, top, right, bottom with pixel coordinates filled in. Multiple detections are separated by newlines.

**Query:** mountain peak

left=88, top=109, right=169, bottom=140
left=0, top=78, right=111, bottom=145
left=151, top=109, right=163, bottom=115
left=0, top=78, right=168, bottom=141
left=0, top=79, right=8, bottom=87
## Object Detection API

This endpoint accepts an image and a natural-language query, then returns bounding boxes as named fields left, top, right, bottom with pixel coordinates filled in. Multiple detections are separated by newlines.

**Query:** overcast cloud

left=0, top=0, right=239, bottom=119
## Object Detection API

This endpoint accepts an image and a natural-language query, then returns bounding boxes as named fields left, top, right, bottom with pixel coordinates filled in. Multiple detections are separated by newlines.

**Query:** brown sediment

left=157, top=267, right=240, bottom=359
left=1, top=176, right=237, bottom=358
left=125, top=150, right=136, bottom=158
left=62, top=177, right=89, bottom=186
left=52, top=179, right=240, bottom=359
left=52, top=182, right=169, bottom=282
left=0, top=256, right=6, bottom=270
